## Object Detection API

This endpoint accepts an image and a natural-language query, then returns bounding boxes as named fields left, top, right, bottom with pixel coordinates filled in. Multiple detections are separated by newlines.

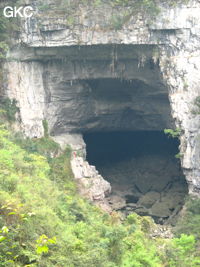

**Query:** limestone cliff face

left=4, top=0, right=200, bottom=195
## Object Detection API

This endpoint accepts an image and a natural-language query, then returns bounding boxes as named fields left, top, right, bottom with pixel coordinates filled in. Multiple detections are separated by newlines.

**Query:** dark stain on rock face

left=84, top=131, right=188, bottom=224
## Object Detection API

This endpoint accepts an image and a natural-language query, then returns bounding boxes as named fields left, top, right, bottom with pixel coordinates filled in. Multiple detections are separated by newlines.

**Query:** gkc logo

left=3, top=6, right=34, bottom=18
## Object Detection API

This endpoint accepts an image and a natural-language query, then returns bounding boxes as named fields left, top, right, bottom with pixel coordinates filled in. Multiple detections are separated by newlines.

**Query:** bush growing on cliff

left=0, top=8, right=19, bottom=60
left=0, top=10, right=8, bottom=61
left=164, top=128, right=181, bottom=138
left=0, top=98, right=19, bottom=122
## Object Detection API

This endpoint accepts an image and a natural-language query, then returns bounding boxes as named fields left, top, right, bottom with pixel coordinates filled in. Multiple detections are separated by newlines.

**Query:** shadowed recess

left=84, top=131, right=188, bottom=224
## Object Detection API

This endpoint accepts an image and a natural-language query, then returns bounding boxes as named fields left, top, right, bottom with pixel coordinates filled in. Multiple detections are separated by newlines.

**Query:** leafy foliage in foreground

left=0, top=124, right=199, bottom=266
left=175, top=197, right=200, bottom=240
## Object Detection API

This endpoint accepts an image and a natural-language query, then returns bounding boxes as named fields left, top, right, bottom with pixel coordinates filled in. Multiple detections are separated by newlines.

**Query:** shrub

left=0, top=98, right=19, bottom=122
left=165, top=234, right=200, bottom=267
left=164, top=128, right=181, bottom=138
left=175, top=197, right=200, bottom=239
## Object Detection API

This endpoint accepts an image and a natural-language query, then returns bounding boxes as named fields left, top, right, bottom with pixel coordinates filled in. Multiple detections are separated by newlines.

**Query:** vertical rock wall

left=160, top=50, right=200, bottom=194
left=5, top=61, right=45, bottom=137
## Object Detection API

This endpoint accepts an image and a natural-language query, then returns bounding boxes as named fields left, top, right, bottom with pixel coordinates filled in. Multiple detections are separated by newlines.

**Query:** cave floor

left=98, top=154, right=187, bottom=224
left=84, top=131, right=188, bottom=224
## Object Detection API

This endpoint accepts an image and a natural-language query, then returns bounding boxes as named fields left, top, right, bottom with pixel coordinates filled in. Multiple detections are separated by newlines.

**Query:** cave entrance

left=83, top=131, right=188, bottom=224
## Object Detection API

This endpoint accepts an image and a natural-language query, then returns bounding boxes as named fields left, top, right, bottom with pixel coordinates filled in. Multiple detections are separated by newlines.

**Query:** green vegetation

left=110, top=10, right=134, bottom=31
left=194, top=96, right=200, bottom=110
left=37, top=0, right=188, bottom=31
left=111, top=0, right=160, bottom=16
left=0, top=123, right=160, bottom=266
left=0, top=110, right=199, bottom=266
left=13, top=120, right=60, bottom=158
left=0, top=11, right=9, bottom=60
left=0, top=6, right=19, bottom=60
left=192, top=96, right=200, bottom=115
left=166, top=234, right=199, bottom=267
left=164, top=128, right=182, bottom=158
left=110, top=14, right=126, bottom=31
left=171, top=197, right=200, bottom=265
left=0, top=5, right=20, bottom=94
left=175, top=197, right=200, bottom=239
left=164, top=128, right=181, bottom=138
left=0, top=98, right=19, bottom=122
left=42, top=119, right=49, bottom=138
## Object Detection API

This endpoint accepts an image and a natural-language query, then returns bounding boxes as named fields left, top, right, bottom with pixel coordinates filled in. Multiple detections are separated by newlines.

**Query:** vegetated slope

left=0, top=121, right=199, bottom=266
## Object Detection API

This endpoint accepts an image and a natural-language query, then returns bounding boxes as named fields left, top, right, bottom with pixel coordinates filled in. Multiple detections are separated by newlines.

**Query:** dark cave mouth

left=83, top=131, right=188, bottom=224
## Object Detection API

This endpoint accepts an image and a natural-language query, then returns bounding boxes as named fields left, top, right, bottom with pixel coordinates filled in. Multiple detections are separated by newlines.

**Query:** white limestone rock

left=71, top=156, right=111, bottom=201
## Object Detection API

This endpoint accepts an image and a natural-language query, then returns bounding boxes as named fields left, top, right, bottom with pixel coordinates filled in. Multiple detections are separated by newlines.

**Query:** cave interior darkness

left=83, top=130, right=188, bottom=224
